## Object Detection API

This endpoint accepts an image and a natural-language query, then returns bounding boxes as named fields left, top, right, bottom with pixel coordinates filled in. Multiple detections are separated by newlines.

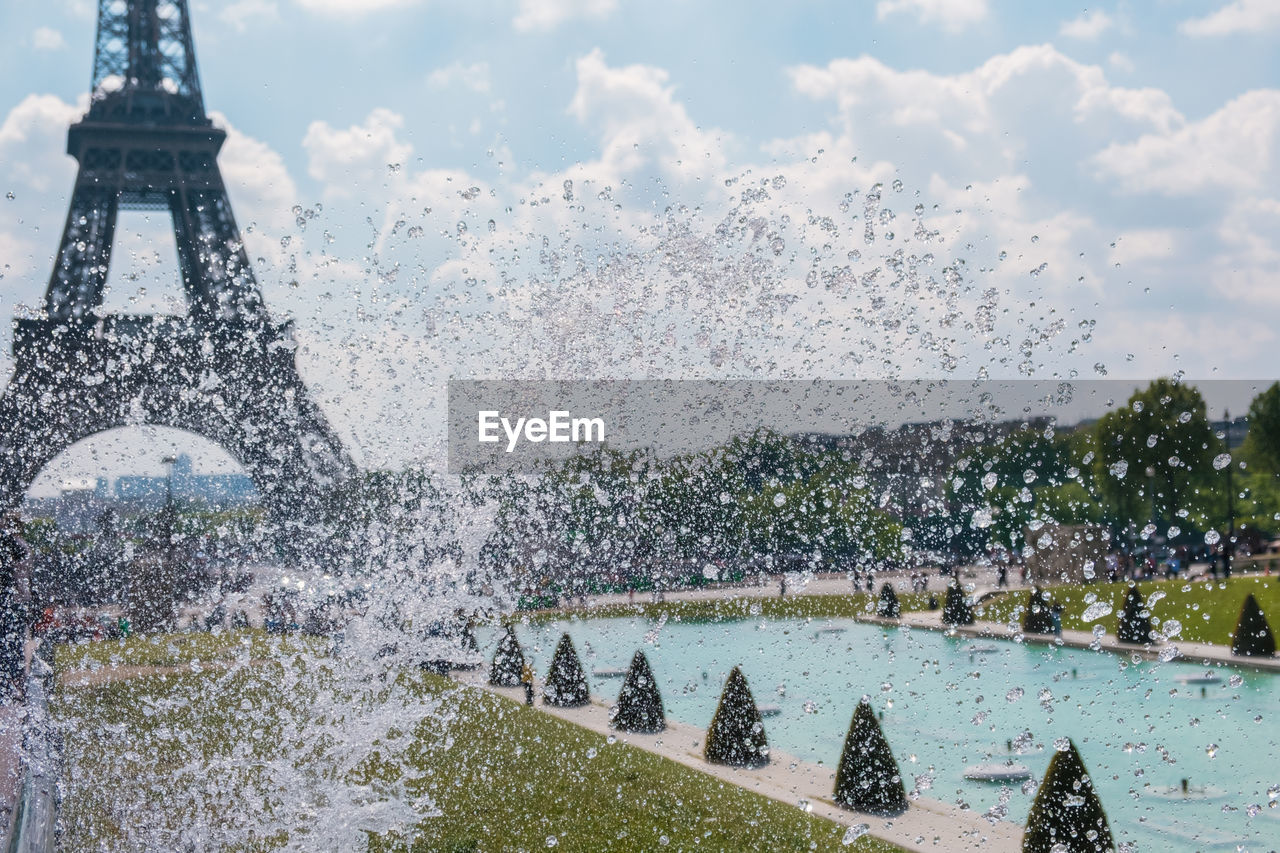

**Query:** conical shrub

left=942, top=579, right=974, bottom=626
left=833, top=698, right=908, bottom=816
left=1116, top=586, right=1152, bottom=645
left=877, top=583, right=901, bottom=619
left=542, top=633, right=590, bottom=707
left=704, top=666, right=768, bottom=767
left=611, top=650, right=665, bottom=733
left=1023, top=738, right=1114, bottom=852
left=1023, top=588, right=1055, bottom=635
left=489, top=624, right=525, bottom=686
left=1231, top=593, right=1276, bottom=657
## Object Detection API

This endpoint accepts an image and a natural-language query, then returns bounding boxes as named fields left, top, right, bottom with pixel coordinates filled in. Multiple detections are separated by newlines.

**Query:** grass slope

left=544, top=590, right=938, bottom=625
left=52, top=627, right=322, bottom=674
left=976, top=575, right=1280, bottom=647
left=53, top=644, right=902, bottom=852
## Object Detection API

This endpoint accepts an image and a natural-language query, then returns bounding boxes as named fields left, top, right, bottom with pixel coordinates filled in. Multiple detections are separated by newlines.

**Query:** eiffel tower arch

left=0, top=0, right=353, bottom=529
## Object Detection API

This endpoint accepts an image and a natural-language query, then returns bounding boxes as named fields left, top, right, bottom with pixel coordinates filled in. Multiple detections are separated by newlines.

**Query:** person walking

left=1050, top=602, right=1064, bottom=639
left=521, top=660, right=534, bottom=706
left=0, top=513, right=32, bottom=703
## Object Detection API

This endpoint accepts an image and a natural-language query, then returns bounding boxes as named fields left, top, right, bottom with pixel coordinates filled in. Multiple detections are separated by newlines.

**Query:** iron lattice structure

left=0, top=0, right=353, bottom=529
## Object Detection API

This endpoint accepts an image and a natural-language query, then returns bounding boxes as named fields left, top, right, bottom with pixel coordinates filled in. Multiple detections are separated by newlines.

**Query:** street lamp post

left=1223, top=411, right=1234, bottom=579
left=161, top=455, right=177, bottom=568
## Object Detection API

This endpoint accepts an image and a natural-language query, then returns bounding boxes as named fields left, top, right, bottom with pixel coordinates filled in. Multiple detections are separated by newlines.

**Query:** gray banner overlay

left=447, top=379, right=1271, bottom=473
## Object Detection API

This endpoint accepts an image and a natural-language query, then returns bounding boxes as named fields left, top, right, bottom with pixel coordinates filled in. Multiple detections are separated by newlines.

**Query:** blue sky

left=1, top=0, right=1278, bottom=488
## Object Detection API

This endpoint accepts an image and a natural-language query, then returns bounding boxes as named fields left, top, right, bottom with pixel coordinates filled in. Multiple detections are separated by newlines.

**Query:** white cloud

left=221, top=0, right=279, bottom=31
left=874, top=0, right=989, bottom=31
left=32, top=27, right=66, bottom=51
left=1181, top=0, right=1280, bottom=36
left=1092, top=90, right=1280, bottom=195
left=789, top=45, right=1183, bottom=183
left=567, top=49, right=727, bottom=185
left=1060, top=10, right=1113, bottom=40
left=293, top=0, right=419, bottom=14
left=303, top=108, right=414, bottom=195
left=1209, top=197, right=1280, bottom=305
left=1107, top=229, right=1176, bottom=267
left=426, top=61, right=491, bottom=94
left=1108, top=52, right=1135, bottom=73
left=211, top=111, right=300, bottom=239
left=0, top=94, right=82, bottom=194
left=513, top=0, right=619, bottom=31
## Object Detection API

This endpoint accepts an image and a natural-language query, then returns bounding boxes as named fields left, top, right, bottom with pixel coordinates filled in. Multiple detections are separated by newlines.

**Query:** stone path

left=878, top=609, right=1280, bottom=673
left=456, top=670, right=1024, bottom=853
left=0, top=705, right=21, bottom=838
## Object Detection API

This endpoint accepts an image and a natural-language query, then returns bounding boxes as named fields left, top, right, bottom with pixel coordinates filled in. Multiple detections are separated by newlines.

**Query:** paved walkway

left=0, top=706, right=20, bottom=836
left=456, top=669, right=1023, bottom=853
left=876, top=609, right=1280, bottom=673
left=564, top=566, right=1019, bottom=610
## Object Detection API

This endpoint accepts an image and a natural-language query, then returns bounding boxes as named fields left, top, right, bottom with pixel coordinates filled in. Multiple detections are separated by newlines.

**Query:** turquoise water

left=491, top=616, right=1280, bottom=851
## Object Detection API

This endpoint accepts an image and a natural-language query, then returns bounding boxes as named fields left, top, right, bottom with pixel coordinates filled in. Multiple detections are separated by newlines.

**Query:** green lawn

left=544, top=589, right=938, bottom=625
left=53, top=649, right=903, bottom=852
left=975, top=575, right=1280, bottom=647
left=51, top=626, right=324, bottom=674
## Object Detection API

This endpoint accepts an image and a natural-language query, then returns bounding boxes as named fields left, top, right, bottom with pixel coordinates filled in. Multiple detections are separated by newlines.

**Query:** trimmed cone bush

left=877, top=583, right=901, bottom=619
left=1231, top=593, right=1276, bottom=657
left=1116, top=586, right=1153, bottom=645
left=834, top=698, right=908, bottom=816
left=1023, top=588, right=1055, bottom=635
left=1023, top=738, right=1115, bottom=853
left=542, top=633, right=590, bottom=707
left=942, top=579, right=974, bottom=626
left=611, top=650, right=665, bottom=733
left=488, top=624, right=525, bottom=686
left=704, top=666, right=768, bottom=767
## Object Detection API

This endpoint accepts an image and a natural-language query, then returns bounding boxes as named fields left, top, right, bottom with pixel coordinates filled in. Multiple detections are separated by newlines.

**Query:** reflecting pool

left=491, top=616, right=1280, bottom=851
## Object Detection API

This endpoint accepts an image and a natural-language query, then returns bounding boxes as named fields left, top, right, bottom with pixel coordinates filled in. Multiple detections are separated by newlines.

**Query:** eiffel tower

left=0, top=0, right=353, bottom=530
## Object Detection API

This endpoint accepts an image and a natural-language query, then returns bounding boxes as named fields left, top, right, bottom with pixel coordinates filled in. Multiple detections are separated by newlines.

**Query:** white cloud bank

left=512, top=0, right=619, bottom=31
left=1181, top=0, right=1280, bottom=36
left=32, top=27, right=67, bottom=51
left=874, top=0, right=989, bottom=31
left=1060, top=10, right=1113, bottom=40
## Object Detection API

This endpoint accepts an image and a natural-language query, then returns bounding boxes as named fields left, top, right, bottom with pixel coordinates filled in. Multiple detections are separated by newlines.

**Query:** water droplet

left=1081, top=601, right=1113, bottom=622
left=842, top=824, right=870, bottom=845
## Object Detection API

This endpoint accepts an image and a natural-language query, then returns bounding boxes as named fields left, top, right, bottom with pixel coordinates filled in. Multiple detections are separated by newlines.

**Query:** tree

left=942, top=579, right=974, bottom=626
left=1231, top=594, right=1276, bottom=657
left=1242, top=382, right=1280, bottom=477
left=611, top=650, right=665, bottom=733
left=1023, top=739, right=1114, bottom=852
left=704, top=666, right=768, bottom=767
left=1116, top=586, right=1152, bottom=645
left=489, top=625, right=525, bottom=686
left=834, top=698, right=908, bottom=815
left=1022, top=588, right=1055, bottom=635
left=543, top=633, right=590, bottom=707
left=945, top=423, right=1081, bottom=558
left=1092, top=379, right=1220, bottom=541
left=877, top=583, right=901, bottom=619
